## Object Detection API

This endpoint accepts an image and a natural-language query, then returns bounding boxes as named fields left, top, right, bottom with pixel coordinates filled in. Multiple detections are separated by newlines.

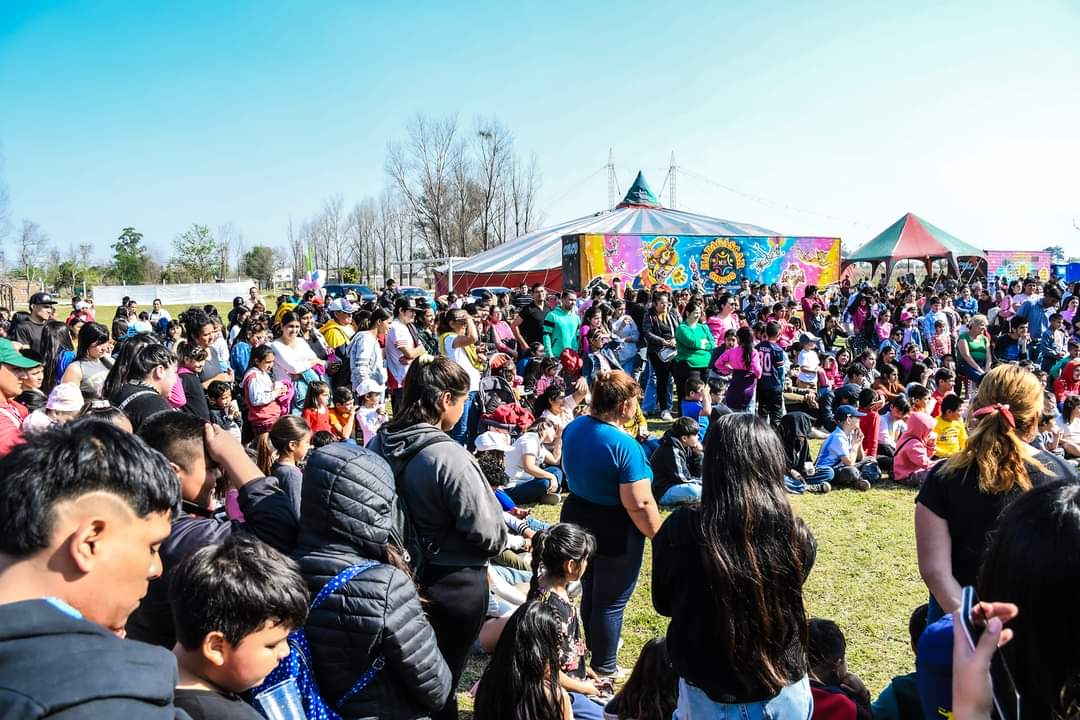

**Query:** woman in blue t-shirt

left=560, top=370, right=662, bottom=680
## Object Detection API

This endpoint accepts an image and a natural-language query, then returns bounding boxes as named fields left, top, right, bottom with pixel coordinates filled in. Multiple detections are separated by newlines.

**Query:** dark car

left=323, top=284, right=377, bottom=303
left=469, top=286, right=511, bottom=300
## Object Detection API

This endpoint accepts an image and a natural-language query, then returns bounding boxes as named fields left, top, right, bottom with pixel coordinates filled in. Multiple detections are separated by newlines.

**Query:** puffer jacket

left=294, top=443, right=452, bottom=720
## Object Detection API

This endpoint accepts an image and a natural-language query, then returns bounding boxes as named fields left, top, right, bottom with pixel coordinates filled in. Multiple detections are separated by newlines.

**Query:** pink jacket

left=893, top=411, right=936, bottom=483
left=714, top=345, right=763, bottom=378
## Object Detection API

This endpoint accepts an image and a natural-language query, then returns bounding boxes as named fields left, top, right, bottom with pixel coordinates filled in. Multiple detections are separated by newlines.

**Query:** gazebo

left=843, top=212, right=985, bottom=279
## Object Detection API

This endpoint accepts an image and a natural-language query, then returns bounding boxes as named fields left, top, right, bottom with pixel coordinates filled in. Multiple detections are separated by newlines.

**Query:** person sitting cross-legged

left=650, top=417, right=704, bottom=506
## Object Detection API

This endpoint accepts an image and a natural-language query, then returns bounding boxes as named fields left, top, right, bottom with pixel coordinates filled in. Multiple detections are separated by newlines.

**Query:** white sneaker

left=660, top=410, right=673, bottom=421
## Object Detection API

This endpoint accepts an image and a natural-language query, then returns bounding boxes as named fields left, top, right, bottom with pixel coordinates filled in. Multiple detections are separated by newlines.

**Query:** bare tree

left=0, top=150, right=11, bottom=248
left=18, top=220, right=49, bottom=294
left=77, top=243, right=94, bottom=296
left=509, top=152, right=542, bottom=237
left=286, top=217, right=305, bottom=285
left=474, top=118, right=512, bottom=251
left=345, top=199, right=377, bottom=284
left=320, top=194, right=346, bottom=279
left=217, top=222, right=240, bottom=280
left=386, top=114, right=461, bottom=260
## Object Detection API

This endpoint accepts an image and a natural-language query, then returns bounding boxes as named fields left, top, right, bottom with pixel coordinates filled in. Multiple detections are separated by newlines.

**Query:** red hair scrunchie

left=972, top=402, right=1015, bottom=428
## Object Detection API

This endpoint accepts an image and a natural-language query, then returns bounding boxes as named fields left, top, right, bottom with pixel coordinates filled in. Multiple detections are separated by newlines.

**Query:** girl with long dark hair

left=603, top=638, right=679, bottom=720
left=713, top=325, right=762, bottom=411
left=368, top=355, right=506, bottom=720
left=38, top=320, right=73, bottom=394
left=474, top=601, right=573, bottom=720
left=60, top=321, right=112, bottom=400
left=653, top=413, right=813, bottom=717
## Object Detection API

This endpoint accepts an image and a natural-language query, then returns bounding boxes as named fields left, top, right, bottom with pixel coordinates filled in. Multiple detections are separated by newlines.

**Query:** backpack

left=384, top=436, right=455, bottom=578
left=251, top=561, right=384, bottom=720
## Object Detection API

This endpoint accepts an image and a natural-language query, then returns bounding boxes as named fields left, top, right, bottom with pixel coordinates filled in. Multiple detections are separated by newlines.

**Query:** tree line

left=0, top=112, right=542, bottom=294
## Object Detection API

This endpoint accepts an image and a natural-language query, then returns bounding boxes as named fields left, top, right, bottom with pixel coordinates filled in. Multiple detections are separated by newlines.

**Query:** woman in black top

left=653, top=413, right=813, bottom=717
left=916, top=364, right=1078, bottom=625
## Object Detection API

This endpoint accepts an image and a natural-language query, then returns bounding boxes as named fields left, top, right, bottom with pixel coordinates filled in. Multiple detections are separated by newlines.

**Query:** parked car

left=469, top=286, right=511, bottom=300
left=398, top=286, right=434, bottom=303
left=323, top=283, right=377, bottom=303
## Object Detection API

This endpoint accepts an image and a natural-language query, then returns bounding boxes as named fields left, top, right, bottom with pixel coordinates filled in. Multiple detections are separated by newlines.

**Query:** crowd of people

left=0, top=271, right=1079, bottom=720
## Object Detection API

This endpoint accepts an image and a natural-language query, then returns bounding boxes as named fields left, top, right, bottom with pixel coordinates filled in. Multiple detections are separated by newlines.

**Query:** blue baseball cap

left=835, top=404, right=866, bottom=421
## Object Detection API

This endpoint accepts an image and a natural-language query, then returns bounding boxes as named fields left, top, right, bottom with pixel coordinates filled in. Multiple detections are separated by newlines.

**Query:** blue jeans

left=784, top=466, right=835, bottom=494
left=580, top=529, right=644, bottom=674
left=505, top=470, right=561, bottom=504
left=448, top=390, right=479, bottom=446
left=673, top=676, right=812, bottom=720
left=639, top=437, right=661, bottom=457
left=660, top=482, right=703, bottom=505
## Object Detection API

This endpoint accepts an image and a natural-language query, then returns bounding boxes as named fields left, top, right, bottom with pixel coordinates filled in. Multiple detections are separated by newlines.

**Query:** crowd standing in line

left=1, top=273, right=1079, bottom=719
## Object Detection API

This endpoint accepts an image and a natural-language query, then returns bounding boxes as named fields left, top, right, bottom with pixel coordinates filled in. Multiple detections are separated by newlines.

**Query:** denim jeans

left=569, top=691, right=605, bottom=720
left=673, top=676, right=813, bottom=720
left=784, top=466, right=835, bottom=494
left=639, top=437, right=661, bottom=457
left=448, top=390, right=479, bottom=447
left=505, top=472, right=558, bottom=504
left=580, top=529, right=645, bottom=674
left=660, top=482, right=703, bottom=505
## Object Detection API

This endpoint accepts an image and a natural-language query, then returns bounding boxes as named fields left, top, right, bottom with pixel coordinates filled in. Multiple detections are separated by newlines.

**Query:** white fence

left=92, top=281, right=257, bottom=307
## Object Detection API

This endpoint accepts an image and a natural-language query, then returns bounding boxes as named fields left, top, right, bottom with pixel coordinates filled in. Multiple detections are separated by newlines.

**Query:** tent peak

left=616, top=171, right=660, bottom=208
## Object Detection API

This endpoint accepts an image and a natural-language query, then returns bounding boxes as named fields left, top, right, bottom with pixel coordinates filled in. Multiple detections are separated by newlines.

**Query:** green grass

left=456, top=439, right=924, bottom=718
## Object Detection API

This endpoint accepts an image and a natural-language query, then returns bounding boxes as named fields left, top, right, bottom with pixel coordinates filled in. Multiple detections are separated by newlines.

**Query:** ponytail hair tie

left=972, top=403, right=1015, bottom=429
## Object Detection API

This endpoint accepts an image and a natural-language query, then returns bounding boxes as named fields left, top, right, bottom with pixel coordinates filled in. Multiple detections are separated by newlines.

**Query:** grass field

left=457, top=454, right=925, bottom=718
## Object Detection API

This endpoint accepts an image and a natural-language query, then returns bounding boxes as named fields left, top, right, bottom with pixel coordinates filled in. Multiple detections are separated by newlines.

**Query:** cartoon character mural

left=569, top=233, right=841, bottom=298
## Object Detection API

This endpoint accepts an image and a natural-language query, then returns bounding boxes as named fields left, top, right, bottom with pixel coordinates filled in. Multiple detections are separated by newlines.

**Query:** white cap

left=47, top=383, right=84, bottom=413
left=355, top=379, right=385, bottom=396
left=474, top=431, right=511, bottom=452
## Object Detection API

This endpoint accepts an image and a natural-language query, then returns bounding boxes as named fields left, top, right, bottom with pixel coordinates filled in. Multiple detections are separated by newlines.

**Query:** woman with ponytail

left=528, top=523, right=605, bottom=718
left=255, top=415, right=311, bottom=520
left=916, top=363, right=1078, bottom=624
left=368, top=355, right=506, bottom=720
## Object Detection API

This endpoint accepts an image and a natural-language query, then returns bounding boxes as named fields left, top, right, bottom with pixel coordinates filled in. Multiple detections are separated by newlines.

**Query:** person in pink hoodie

left=713, top=326, right=762, bottom=411
left=892, top=411, right=938, bottom=487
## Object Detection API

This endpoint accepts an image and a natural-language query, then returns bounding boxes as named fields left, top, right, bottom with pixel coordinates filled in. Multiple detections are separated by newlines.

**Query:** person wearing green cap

left=0, top=338, right=42, bottom=457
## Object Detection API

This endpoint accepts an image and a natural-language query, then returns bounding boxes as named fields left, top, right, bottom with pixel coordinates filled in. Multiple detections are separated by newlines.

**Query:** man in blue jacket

left=0, top=420, right=188, bottom=718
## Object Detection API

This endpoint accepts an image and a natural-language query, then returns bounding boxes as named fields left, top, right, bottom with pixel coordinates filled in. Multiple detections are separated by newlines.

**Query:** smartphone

left=959, top=586, right=1021, bottom=720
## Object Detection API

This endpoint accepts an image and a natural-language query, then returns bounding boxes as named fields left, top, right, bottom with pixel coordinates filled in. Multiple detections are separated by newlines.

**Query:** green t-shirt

left=675, top=322, right=714, bottom=368
left=960, top=332, right=987, bottom=366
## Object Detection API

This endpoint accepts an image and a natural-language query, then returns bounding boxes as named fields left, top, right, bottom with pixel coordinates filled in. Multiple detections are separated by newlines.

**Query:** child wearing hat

left=815, top=404, right=881, bottom=491
left=21, top=382, right=84, bottom=434
left=0, top=338, right=42, bottom=457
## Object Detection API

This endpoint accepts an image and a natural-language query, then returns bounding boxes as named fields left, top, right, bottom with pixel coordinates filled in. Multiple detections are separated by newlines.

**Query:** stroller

left=477, top=372, right=533, bottom=437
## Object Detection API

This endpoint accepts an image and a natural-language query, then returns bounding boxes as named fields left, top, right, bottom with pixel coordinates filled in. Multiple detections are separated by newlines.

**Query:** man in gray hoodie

left=0, top=420, right=187, bottom=718
left=370, top=416, right=507, bottom=720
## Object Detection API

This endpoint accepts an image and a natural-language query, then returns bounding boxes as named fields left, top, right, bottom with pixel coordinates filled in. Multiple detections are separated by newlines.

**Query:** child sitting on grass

left=650, top=417, right=704, bottom=506
left=892, top=412, right=937, bottom=487
left=678, top=377, right=712, bottom=441
left=808, top=618, right=872, bottom=720
left=932, top=393, right=967, bottom=459
left=169, top=535, right=308, bottom=720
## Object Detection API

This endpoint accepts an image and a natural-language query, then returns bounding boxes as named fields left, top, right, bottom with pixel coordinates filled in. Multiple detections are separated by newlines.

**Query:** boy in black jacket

left=128, top=412, right=299, bottom=648
left=170, top=535, right=309, bottom=720
left=650, top=417, right=704, bottom=506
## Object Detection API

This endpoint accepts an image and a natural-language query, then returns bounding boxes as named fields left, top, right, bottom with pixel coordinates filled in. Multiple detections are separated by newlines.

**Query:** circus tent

left=843, top=212, right=984, bottom=277
left=436, top=172, right=777, bottom=293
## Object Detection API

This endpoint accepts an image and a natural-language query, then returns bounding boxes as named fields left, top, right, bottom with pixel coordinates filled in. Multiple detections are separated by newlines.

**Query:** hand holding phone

left=957, top=586, right=1021, bottom=720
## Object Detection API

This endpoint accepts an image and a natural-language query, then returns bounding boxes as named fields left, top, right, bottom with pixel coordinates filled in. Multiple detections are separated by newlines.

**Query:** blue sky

left=2, top=0, right=1079, bottom=262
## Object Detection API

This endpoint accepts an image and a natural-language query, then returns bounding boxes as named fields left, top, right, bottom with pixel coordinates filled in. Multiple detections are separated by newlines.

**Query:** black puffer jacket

left=294, top=443, right=452, bottom=720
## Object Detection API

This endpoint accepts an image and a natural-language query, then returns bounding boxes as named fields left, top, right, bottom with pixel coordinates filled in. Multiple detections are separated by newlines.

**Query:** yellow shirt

left=623, top=406, right=649, bottom=439
left=320, top=319, right=355, bottom=350
left=933, top=417, right=967, bottom=458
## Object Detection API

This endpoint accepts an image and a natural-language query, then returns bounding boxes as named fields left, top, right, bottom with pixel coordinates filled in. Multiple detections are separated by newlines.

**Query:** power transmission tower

left=607, top=148, right=616, bottom=208
left=668, top=151, right=677, bottom=209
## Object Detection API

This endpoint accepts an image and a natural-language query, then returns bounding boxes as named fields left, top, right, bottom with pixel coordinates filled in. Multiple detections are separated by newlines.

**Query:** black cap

left=29, top=292, right=57, bottom=306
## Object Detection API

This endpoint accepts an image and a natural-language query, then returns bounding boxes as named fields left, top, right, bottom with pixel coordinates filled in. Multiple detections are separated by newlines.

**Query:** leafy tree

left=340, top=266, right=360, bottom=283
left=172, top=224, right=220, bottom=282
left=1044, top=245, right=1065, bottom=262
left=241, top=245, right=276, bottom=288
left=112, top=227, right=150, bottom=284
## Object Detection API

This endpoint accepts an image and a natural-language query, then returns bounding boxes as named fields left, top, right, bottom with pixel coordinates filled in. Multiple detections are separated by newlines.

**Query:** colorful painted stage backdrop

left=564, top=234, right=841, bottom=297
left=985, top=250, right=1051, bottom=283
